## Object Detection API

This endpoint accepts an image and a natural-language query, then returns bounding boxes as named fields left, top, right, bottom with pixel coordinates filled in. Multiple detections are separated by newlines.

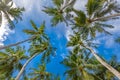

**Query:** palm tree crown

left=43, top=0, right=76, bottom=26
left=0, top=0, right=24, bottom=29
left=0, top=46, right=28, bottom=79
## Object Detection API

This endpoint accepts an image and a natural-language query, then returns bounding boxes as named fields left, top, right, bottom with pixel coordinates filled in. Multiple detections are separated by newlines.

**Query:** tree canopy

left=0, top=0, right=120, bottom=80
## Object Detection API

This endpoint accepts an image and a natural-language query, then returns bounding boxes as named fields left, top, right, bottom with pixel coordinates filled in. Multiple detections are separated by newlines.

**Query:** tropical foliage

left=0, top=46, right=28, bottom=79
left=29, top=63, right=51, bottom=80
left=0, top=0, right=24, bottom=29
left=0, top=0, right=120, bottom=80
left=43, top=0, right=76, bottom=26
left=43, top=0, right=120, bottom=79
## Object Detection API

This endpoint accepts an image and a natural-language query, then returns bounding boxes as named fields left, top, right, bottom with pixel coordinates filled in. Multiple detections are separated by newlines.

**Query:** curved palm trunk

left=15, top=53, right=39, bottom=80
left=85, top=46, right=120, bottom=79
left=0, top=37, right=33, bottom=50
left=92, top=13, right=120, bottom=22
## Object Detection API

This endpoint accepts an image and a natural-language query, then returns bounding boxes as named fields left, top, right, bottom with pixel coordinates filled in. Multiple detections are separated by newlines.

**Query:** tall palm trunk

left=0, top=37, right=33, bottom=50
left=92, top=13, right=120, bottom=22
left=15, top=53, right=39, bottom=80
left=85, top=46, right=120, bottom=79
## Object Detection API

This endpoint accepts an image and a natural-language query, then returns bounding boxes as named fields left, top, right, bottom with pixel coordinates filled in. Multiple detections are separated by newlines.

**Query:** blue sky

left=0, top=0, right=120, bottom=79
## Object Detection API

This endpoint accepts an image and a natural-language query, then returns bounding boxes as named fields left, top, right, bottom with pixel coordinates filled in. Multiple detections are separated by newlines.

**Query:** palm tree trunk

left=92, top=13, right=120, bottom=22
left=0, top=37, right=33, bottom=50
left=15, top=53, right=39, bottom=80
left=85, top=45, right=120, bottom=79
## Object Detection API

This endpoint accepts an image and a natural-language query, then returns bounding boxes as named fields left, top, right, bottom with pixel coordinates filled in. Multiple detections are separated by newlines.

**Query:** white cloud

left=65, top=26, right=73, bottom=41
left=61, top=53, right=67, bottom=59
left=74, top=0, right=87, bottom=10
left=0, top=0, right=50, bottom=46
left=0, top=12, right=13, bottom=46
left=0, top=1, right=17, bottom=46
left=13, top=0, right=51, bottom=17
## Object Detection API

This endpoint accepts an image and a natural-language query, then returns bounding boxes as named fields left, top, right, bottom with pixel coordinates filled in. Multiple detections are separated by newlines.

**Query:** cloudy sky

left=0, top=0, right=120, bottom=79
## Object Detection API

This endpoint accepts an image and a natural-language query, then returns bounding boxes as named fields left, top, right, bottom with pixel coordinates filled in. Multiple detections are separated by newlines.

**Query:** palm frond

left=0, top=52, right=8, bottom=57
left=43, top=7, right=58, bottom=16
left=86, top=0, right=102, bottom=17
left=23, top=29, right=37, bottom=35
left=30, top=20, right=38, bottom=31
left=8, top=7, right=24, bottom=23
left=3, top=11, right=15, bottom=29
left=3, top=0, right=12, bottom=4
left=74, top=9, right=87, bottom=26
left=52, top=0, right=63, bottom=8
left=38, top=21, right=45, bottom=34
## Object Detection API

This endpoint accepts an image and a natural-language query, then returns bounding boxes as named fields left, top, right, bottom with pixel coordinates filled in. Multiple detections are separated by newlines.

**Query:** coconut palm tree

left=43, top=0, right=76, bottom=26
left=61, top=47, right=103, bottom=80
left=15, top=21, right=55, bottom=80
left=72, top=0, right=120, bottom=39
left=29, top=63, right=51, bottom=80
left=44, top=0, right=120, bottom=78
left=0, top=20, right=44, bottom=50
left=62, top=46, right=120, bottom=80
left=0, top=0, right=24, bottom=29
left=94, top=56, right=120, bottom=80
left=67, top=31, right=120, bottom=79
left=0, top=46, right=28, bottom=79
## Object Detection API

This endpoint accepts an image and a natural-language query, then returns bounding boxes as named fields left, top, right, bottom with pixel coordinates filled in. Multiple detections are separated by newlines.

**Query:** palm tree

left=29, top=63, right=51, bottom=80
left=72, top=0, right=120, bottom=39
left=27, top=64, right=61, bottom=80
left=44, top=0, right=120, bottom=78
left=15, top=21, right=55, bottom=80
left=0, top=46, right=28, bottom=79
left=62, top=46, right=120, bottom=80
left=0, top=20, right=44, bottom=50
left=94, top=56, right=120, bottom=80
left=67, top=31, right=120, bottom=79
left=61, top=48, right=103, bottom=80
left=0, top=0, right=24, bottom=29
left=43, top=0, right=76, bottom=26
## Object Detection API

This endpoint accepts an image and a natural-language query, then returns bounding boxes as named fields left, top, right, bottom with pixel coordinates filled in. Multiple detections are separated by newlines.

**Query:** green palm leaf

left=86, top=0, right=102, bottom=17
left=23, top=29, right=37, bottom=35
left=74, top=10, right=87, bottom=26
left=30, top=20, right=38, bottom=31
left=53, top=0, right=63, bottom=8
left=0, top=0, right=24, bottom=29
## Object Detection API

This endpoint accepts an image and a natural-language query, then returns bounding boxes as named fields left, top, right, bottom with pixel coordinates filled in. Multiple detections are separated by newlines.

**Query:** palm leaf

left=52, top=0, right=63, bottom=8
left=83, top=70, right=95, bottom=80
left=51, top=14, right=64, bottom=26
left=30, top=20, right=38, bottom=31
left=38, top=21, right=45, bottom=33
left=3, top=11, right=15, bottom=29
left=43, top=7, right=58, bottom=16
left=8, top=7, right=24, bottom=23
left=23, top=29, right=37, bottom=35
left=74, top=9, right=86, bottom=26
left=0, top=52, right=8, bottom=57
left=86, top=0, right=101, bottom=17
left=3, top=0, right=12, bottom=4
